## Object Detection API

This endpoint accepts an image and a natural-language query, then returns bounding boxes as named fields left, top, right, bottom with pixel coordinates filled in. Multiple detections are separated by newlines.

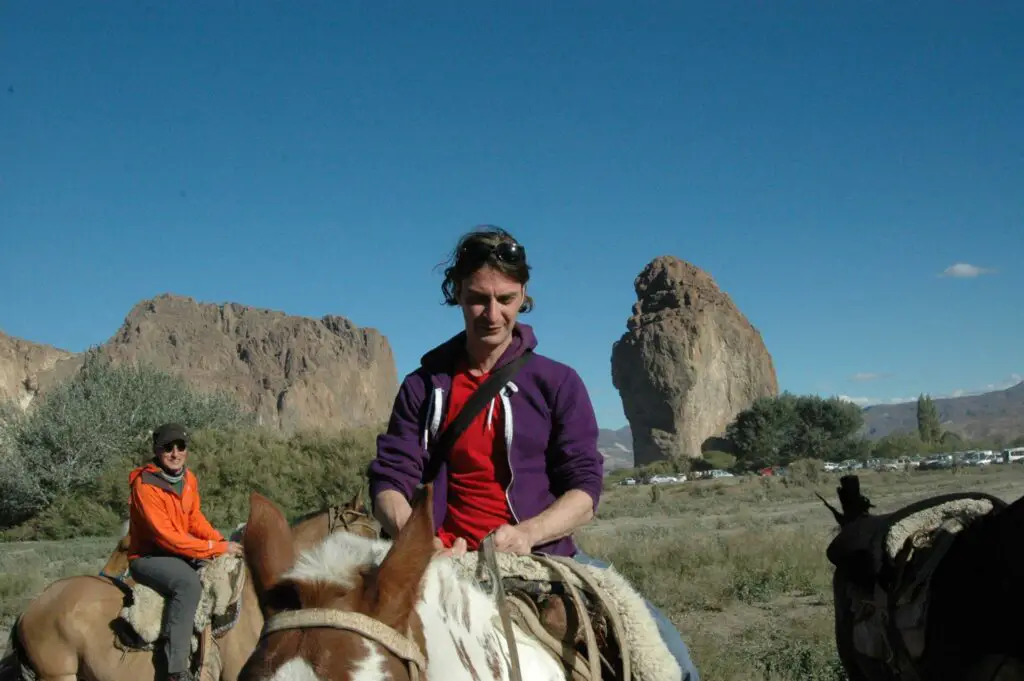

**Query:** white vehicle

left=961, top=451, right=993, bottom=466
left=1002, top=447, right=1024, bottom=464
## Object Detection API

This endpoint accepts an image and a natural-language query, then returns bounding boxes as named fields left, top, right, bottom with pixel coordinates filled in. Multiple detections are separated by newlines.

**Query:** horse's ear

left=367, top=484, right=436, bottom=631
left=244, top=492, right=297, bottom=609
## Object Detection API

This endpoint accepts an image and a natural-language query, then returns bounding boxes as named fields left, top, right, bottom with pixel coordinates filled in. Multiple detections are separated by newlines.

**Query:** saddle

left=827, top=489, right=1005, bottom=680
left=448, top=550, right=683, bottom=681
left=104, top=546, right=246, bottom=680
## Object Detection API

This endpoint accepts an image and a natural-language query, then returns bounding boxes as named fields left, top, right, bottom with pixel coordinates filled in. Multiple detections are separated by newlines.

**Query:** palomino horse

left=824, top=475, right=1024, bottom=681
left=239, top=483, right=575, bottom=681
left=0, top=489, right=379, bottom=681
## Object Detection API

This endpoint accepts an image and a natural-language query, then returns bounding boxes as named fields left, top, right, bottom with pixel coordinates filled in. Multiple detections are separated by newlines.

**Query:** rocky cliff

left=0, top=294, right=399, bottom=433
left=611, top=257, right=779, bottom=465
left=0, top=331, right=77, bottom=411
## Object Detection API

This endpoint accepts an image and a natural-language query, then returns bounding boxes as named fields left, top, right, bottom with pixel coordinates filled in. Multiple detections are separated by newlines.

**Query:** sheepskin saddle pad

left=448, top=551, right=684, bottom=681
left=881, top=496, right=996, bottom=567
left=115, top=554, right=246, bottom=653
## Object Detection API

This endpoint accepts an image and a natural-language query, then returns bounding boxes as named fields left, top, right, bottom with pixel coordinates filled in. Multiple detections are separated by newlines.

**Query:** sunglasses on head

left=162, top=441, right=187, bottom=453
left=460, top=239, right=526, bottom=265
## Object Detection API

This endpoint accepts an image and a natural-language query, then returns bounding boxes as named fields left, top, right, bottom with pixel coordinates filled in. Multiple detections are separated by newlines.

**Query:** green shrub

left=0, top=354, right=252, bottom=528
left=786, top=458, right=826, bottom=487
left=3, top=425, right=383, bottom=540
left=702, top=450, right=737, bottom=470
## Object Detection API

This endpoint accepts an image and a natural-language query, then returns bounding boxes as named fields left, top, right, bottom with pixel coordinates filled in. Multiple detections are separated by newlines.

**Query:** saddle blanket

left=448, top=551, right=683, bottom=681
left=117, top=553, right=246, bottom=652
left=881, top=496, right=994, bottom=563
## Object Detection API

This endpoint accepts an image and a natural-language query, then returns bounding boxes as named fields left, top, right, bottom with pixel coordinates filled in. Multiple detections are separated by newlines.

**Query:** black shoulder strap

left=421, top=351, right=533, bottom=484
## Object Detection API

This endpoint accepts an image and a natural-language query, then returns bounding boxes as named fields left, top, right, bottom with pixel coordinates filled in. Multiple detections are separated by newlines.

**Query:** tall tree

left=726, top=393, right=866, bottom=469
left=916, top=394, right=941, bottom=444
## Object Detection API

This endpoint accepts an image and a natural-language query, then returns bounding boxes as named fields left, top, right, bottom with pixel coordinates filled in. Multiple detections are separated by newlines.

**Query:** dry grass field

left=4, top=464, right=1024, bottom=680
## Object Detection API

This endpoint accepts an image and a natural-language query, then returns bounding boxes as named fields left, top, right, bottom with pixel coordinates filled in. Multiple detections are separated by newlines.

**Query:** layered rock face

left=611, top=257, right=779, bottom=465
left=1, top=294, right=399, bottom=433
left=0, top=331, right=77, bottom=411
left=97, top=294, right=398, bottom=432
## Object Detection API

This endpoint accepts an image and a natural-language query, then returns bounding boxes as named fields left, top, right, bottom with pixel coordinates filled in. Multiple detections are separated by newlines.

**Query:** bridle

left=262, top=608, right=427, bottom=681
left=258, top=504, right=425, bottom=677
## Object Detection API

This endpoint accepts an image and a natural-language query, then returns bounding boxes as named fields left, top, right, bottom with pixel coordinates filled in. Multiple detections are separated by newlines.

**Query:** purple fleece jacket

left=367, top=322, right=604, bottom=557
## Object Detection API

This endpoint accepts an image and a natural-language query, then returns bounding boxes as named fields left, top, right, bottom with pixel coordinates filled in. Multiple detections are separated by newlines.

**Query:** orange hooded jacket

left=127, top=462, right=229, bottom=561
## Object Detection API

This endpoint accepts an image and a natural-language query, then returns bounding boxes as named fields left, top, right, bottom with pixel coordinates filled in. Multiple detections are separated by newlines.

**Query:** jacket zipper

left=502, top=382, right=520, bottom=524
left=428, top=379, right=521, bottom=524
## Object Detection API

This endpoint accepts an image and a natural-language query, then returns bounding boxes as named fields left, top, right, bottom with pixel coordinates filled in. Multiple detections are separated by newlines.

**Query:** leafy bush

left=6, top=425, right=382, bottom=540
left=725, top=393, right=864, bottom=469
left=701, top=450, right=737, bottom=470
left=0, top=354, right=253, bottom=528
left=786, top=458, right=827, bottom=487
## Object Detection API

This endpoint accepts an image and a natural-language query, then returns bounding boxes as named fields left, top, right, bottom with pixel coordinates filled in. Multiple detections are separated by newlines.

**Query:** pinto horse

left=826, top=475, right=1024, bottom=681
left=239, top=482, right=571, bottom=681
left=0, top=490, right=379, bottom=681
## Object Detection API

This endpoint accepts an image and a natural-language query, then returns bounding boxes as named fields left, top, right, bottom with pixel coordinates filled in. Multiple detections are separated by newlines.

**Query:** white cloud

left=850, top=372, right=891, bottom=382
left=939, top=263, right=997, bottom=278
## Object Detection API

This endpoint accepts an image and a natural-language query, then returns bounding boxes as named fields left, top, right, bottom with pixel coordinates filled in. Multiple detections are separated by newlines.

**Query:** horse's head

left=239, top=486, right=436, bottom=681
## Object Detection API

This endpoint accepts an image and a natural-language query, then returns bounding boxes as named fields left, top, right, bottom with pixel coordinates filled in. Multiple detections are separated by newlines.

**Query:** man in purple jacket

left=367, top=226, right=699, bottom=681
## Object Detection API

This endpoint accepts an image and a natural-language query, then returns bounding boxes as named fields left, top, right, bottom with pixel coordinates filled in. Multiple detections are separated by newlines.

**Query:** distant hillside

left=860, top=381, right=1024, bottom=441
left=598, top=426, right=634, bottom=471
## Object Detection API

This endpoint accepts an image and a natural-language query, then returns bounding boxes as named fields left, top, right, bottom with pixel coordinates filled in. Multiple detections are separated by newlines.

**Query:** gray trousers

left=129, top=556, right=203, bottom=676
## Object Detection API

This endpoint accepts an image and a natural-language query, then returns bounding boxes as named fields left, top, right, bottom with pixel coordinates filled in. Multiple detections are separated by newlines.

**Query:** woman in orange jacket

left=127, top=423, right=242, bottom=681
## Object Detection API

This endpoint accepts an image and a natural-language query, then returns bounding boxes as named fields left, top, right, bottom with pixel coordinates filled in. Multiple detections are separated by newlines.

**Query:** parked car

left=919, top=454, right=954, bottom=470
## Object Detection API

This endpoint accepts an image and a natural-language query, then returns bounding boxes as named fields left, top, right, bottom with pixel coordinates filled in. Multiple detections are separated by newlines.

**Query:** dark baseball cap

left=153, top=423, right=189, bottom=449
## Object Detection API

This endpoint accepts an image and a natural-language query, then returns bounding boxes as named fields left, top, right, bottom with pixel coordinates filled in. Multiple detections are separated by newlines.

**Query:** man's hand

left=226, top=541, right=244, bottom=557
left=490, top=524, right=535, bottom=555
left=433, top=536, right=467, bottom=558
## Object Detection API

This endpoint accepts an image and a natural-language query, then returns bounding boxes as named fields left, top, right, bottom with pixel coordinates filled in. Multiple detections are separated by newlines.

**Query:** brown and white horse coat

left=241, top=486, right=568, bottom=681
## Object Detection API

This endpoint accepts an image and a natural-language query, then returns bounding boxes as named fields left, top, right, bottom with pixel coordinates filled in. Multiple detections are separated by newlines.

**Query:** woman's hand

left=433, top=536, right=468, bottom=557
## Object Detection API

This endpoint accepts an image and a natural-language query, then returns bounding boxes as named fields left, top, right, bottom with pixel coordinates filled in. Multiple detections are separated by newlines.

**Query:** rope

left=481, top=534, right=524, bottom=681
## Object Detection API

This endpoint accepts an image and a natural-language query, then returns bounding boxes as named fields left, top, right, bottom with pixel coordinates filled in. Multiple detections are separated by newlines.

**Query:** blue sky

left=2, top=2, right=1021, bottom=429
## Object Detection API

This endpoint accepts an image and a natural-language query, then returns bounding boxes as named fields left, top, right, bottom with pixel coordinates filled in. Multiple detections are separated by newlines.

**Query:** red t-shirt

left=435, top=363, right=514, bottom=550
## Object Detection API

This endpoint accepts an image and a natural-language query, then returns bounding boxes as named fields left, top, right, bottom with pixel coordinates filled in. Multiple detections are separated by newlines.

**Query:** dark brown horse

left=824, top=475, right=1024, bottom=681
